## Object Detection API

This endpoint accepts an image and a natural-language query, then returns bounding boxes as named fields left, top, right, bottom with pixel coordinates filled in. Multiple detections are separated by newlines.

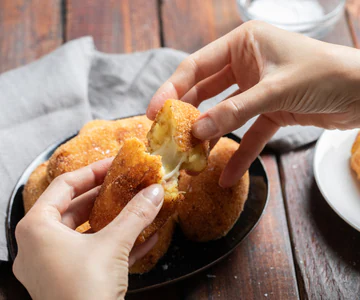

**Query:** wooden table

left=1, top=1, right=360, bottom=299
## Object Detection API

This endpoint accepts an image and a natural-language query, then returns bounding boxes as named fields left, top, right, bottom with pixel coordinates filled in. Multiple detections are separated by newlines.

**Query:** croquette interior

left=147, top=100, right=207, bottom=185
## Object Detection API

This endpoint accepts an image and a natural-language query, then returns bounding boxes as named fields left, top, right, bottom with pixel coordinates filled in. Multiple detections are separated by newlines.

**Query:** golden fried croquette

left=177, top=137, right=250, bottom=242
left=129, top=216, right=176, bottom=274
left=147, top=99, right=209, bottom=175
left=89, top=138, right=182, bottom=245
left=47, top=115, right=152, bottom=181
left=351, top=131, right=360, bottom=179
left=22, top=161, right=50, bottom=214
left=90, top=100, right=209, bottom=245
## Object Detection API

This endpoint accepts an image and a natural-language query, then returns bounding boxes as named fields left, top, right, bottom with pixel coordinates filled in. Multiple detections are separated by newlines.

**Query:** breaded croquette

left=22, top=161, right=50, bottom=214
left=90, top=99, right=209, bottom=245
left=47, top=115, right=152, bottom=182
left=147, top=99, right=209, bottom=174
left=177, top=137, right=250, bottom=242
left=351, top=131, right=360, bottom=179
left=89, top=138, right=181, bottom=245
left=129, top=216, right=176, bottom=274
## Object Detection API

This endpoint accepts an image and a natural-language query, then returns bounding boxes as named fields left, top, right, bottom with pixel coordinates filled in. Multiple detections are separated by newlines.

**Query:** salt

left=247, top=0, right=324, bottom=31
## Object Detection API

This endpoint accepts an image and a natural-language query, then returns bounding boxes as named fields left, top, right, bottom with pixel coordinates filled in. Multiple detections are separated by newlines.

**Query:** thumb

left=99, top=184, right=164, bottom=251
left=192, top=82, right=278, bottom=140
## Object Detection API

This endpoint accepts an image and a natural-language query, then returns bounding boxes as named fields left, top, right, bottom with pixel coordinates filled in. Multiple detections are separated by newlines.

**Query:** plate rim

left=6, top=118, right=270, bottom=293
left=313, top=128, right=360, bottom=232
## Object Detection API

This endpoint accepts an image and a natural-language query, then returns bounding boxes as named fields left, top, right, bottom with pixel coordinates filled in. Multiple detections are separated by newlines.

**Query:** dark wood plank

left=347, top=0, right=360, bottom=48
left=0, top=1, right=63, bottom=299
left=0, top=0, right=62, bottom=73
left=161, top=0, right=242, bottom=53
left=66, top=0, right=161, bottom=53
left=129, top=155, right=299, bottom=300
left=280, top=147, right=360, bottom=299
left=279, top=14, right=358, bottom=299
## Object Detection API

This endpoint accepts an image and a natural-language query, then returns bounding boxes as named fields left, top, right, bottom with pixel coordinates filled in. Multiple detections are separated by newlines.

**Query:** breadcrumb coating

left=22, top=161, right=50, bottom=214
left=129, top=216, right=176, bottom=274
left=177, top=137, right=250, bottom=242
left=47, top=115, right=152, bottom=181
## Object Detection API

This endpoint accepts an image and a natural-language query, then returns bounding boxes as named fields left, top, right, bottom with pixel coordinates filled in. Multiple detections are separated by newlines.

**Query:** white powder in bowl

left=248, top=0, right=324, bottom=28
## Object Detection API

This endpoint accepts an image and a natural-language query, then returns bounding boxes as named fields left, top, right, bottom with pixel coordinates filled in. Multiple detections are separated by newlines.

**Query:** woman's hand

left=147, top=21, right=360, bottom=187
left=13, top=158, right=164, bottom=300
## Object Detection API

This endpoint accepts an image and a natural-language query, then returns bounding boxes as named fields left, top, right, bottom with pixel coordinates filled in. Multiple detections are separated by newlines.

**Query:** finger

left=61, top=186, right=101, bottom=229
left=128, top=233, right=159, bottom=267
left=181, top=65, right=236, bottom=107
left=36, top=157, right=113, bottom=218
left=192, top=82, right=277, bottom=140
left=100, top=184, right=164, bottom=250
left=146, top=32, right=235, bottom=120
left=219, top=114, right=279, bottom=188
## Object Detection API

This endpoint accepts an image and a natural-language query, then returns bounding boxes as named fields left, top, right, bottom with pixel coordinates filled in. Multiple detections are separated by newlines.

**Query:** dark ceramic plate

left=6, top=127, right=269, bottom=294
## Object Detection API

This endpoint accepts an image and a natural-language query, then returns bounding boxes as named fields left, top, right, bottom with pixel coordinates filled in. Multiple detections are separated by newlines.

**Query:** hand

left=147, top=21, right=360, bottom=187
left=13, top=158, right=164, bottom=300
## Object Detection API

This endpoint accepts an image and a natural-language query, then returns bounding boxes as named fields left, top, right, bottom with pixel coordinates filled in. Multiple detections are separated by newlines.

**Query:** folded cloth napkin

left=0, top=36, right=323, bottom=261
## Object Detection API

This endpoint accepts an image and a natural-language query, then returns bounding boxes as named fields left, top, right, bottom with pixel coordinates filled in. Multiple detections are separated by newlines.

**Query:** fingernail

left=143, top=184, right=163, bottom=206
left=193, top=117, right=219, bottom=139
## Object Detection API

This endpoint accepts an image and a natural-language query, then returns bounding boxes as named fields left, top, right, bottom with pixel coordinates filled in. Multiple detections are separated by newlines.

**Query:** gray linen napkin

left=0, top=36, right=322, bottom=261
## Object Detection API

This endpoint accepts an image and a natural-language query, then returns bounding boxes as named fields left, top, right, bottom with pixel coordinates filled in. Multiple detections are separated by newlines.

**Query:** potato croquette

left=22, top=161, right=50, bottom=214
left=148, top=99, right=209, bottom=174
left=177, top=137, right=250, bottom=242
left=90, top=100, right=209, bottom=245
left=47, top=115, right=152, bottom=182
left=351, top=131, right=360, bottom=179
left=89, top=138, right=182, bottom=245
left=129, top=216, right=176, bottom=274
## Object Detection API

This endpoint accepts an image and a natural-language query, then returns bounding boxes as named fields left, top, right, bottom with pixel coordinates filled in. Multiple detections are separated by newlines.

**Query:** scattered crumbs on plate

left=162, top=264, right=168, bottom=270
left=207, top=274, right=216, bottom=278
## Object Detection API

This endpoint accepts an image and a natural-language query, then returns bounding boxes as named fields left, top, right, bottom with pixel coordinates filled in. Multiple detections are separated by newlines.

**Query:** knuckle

left=14, top=219, right=29, bottom=241
left=12, top=257, right=21, bottom=278
left=239, top=20, right=265, bottom=35
left=182, top=55, right=203, bottom=82
left=125, top=203, right=152, bottom=224
left=227, top=98, right=246, bottom=121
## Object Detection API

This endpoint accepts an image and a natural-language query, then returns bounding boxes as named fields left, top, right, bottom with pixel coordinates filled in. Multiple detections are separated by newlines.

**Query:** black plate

left=6, top=128, right=269, bottom=294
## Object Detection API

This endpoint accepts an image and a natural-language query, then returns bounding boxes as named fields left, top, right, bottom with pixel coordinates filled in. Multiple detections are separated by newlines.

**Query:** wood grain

left=347, top=0, right=360, bottom=48
left=278, top=15, right=357, bottom=299
left=0, top=0, right=62, bottom=298
left=66, top=0, right=161, bottom=53
left=0, top=0, right=62, bottom=73
left=161, top=0, right=242, bottom=53
left=280, top=147, right=360, bottom=299
left=128, top=155, right=299, bottom=300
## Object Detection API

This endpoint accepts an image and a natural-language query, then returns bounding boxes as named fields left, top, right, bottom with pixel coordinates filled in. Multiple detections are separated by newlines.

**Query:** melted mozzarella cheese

left=151, top=138, right=186, bottom=181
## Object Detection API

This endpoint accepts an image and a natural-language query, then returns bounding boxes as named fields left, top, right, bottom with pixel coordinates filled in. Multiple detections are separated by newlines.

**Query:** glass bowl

left=236, top=0, right=346, bottom=39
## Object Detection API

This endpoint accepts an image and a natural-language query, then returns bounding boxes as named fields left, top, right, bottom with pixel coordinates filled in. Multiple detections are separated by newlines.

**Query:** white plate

left=314, top=129, right=360, bottom=231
